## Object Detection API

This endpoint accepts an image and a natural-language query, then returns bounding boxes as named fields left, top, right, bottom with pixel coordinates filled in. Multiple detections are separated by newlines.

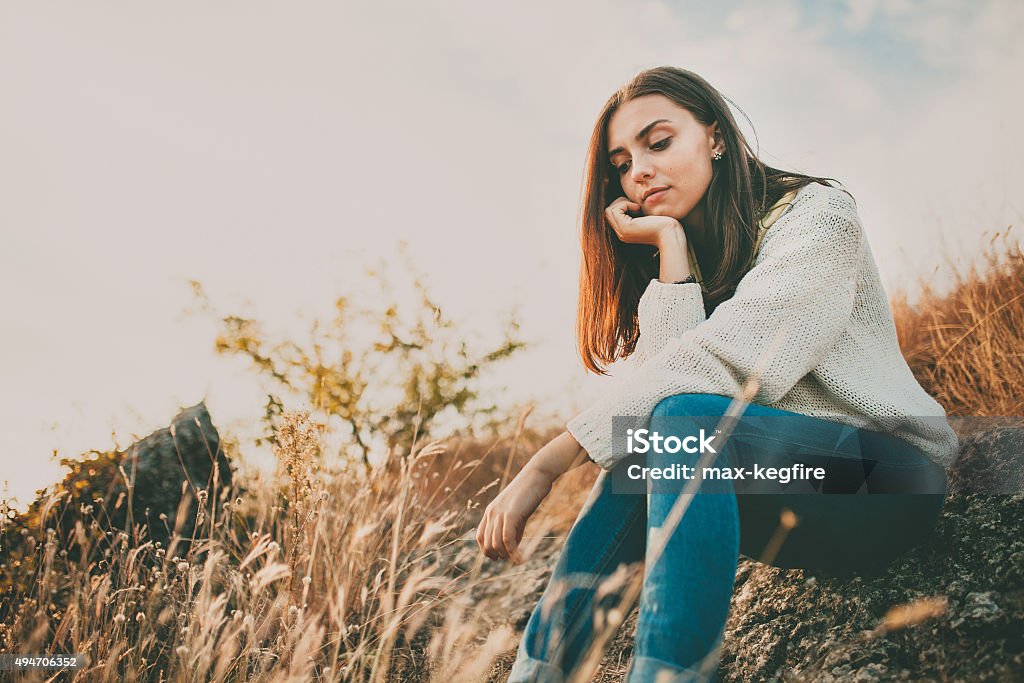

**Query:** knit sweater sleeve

left=629, top=279, right=706, bottom=367
left=567, top=198, right=866, bottom=470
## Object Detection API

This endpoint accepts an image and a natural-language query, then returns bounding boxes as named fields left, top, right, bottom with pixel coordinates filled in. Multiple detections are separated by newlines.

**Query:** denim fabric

left=507, top=394, right=948, bottom=683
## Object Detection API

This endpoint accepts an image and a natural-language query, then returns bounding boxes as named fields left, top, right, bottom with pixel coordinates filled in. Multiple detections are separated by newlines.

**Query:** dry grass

left=892, top=230, right=1024, bottom=416
left=0, top=392, right=606, bottom=683
left=2, top=236, right=1022, bottom=681
left=0, top=410, right=586, bottom=682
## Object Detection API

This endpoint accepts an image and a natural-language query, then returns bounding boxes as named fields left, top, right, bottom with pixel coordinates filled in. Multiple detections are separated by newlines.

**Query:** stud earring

left=712, top=149, right=724, bottom=161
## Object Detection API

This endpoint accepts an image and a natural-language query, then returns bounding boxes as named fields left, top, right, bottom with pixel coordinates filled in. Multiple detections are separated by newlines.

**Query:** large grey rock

left=15, top=401, right=232, bottom=548
left=116, top=401, right=233, bottom=544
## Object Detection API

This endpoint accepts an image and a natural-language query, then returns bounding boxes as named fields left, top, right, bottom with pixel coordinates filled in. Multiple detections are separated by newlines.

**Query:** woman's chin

left=645, top=206, right=677, bottom=218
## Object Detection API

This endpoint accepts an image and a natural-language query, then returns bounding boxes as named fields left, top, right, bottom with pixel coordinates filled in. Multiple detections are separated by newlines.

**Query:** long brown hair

left=577, top=66, right=852, bottom=375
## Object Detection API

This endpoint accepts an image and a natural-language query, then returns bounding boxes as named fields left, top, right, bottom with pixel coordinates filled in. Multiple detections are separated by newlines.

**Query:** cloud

left=844, top=0, right=880, bottom=33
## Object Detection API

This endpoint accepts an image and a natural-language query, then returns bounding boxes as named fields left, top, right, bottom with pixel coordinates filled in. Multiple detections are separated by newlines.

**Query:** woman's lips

left=644, top=188, right=669, bottom=204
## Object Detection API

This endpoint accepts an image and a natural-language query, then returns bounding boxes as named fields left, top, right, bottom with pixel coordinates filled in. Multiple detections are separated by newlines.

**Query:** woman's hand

left=605, top=196, right=685, bottom=247
left=476, top=467, right=554, bottom=564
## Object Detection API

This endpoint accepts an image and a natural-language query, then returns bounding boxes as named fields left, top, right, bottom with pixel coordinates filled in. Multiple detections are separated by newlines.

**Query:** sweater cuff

left=567, top=408, right=614, bottom=471
left=568, top=403, right=649, bottom=471
left=638, top=279, right=706, bottom=344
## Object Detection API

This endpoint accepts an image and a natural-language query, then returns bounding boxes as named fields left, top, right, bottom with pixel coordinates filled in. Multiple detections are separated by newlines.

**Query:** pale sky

left=2, top=0, right=1022, bottom=509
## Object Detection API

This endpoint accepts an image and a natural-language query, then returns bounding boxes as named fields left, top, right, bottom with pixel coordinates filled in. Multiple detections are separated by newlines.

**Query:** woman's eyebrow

left=607, top=119, right=672, bottom=158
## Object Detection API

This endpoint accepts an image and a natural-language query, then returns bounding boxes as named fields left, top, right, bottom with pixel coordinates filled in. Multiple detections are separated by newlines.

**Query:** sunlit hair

left=576, top=66, right=853, bottom=375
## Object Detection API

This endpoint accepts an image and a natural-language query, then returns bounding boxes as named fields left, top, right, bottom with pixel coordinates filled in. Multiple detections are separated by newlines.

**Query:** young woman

left=476, top=67, right=957, bottom=682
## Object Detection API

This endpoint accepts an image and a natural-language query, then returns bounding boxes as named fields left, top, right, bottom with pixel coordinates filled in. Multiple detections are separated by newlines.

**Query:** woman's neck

left=681, top=201, right=712, bottom=256
left=681, top=198, right=726, bottom=279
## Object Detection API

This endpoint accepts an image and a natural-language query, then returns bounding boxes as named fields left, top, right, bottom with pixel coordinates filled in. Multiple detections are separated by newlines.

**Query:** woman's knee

left=651, top=393, right=734, bottom=419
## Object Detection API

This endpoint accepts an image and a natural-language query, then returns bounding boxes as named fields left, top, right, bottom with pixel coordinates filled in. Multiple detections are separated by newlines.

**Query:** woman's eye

left=615, top=138, right=671, bottom=174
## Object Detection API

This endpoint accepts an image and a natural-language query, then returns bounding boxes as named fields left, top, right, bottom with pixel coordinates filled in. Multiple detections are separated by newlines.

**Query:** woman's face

left=606, top=94, right=722, bottom=223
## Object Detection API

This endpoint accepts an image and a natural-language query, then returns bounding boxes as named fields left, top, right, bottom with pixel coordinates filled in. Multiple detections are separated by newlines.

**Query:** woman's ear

left=709, top=122, right=722, bottom=153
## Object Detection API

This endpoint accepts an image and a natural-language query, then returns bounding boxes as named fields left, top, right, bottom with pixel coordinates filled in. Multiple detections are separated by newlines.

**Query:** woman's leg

left=512, top=393, right=949, bottom=682
left=507, top=468, right=647, bottom=683
left=626, top=393, right=743, bottom=683
left=625, top=393, right=950, bottom=681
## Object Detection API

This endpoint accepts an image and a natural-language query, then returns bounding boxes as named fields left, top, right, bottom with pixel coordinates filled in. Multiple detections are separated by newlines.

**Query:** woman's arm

left=656, top=224, right=692, bottom=283
left=521, top=430, right=592, bottom=481
left=630, top=227, right=706, bottom=367
left=604, top=197, right=704, bottom=368
left=476, top=430, right=591, bottom=563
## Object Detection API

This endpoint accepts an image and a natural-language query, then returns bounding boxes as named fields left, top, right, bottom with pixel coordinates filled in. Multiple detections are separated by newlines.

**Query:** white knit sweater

left=567, top=182, right=959, bottom=472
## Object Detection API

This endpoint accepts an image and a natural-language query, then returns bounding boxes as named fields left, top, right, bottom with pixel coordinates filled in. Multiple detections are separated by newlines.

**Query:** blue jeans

left=507, top=394, right=948, bottom=683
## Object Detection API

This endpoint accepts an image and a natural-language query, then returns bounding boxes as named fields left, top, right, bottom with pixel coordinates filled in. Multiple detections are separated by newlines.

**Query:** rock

left=707, top=429, right=1024, bottom=681
left=947, top=426, right=1024, bottom=495
left=950, top=591, right=1002, bottom=628
left=11, top=402, right=232, bottom=549
left=116, top=402, right=233, bottom=544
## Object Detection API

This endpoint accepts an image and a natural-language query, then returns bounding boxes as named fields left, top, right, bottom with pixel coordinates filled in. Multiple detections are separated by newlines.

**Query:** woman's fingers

left=608, top=195, right=639, bottom=213
left=477, top=512, right=498, bottom=560
left=475, top=517, right=486, bottom=555
left=502, top=516, right=524, bottom=564
left=605, top=198, right=642, bottom=239
left=490, top=514, right=524, bottom=564
left=476, top=483, right=537, bottom=564
left=490, top=513, right=507, bottom=560
left=479, top=507, right=510, bottom=562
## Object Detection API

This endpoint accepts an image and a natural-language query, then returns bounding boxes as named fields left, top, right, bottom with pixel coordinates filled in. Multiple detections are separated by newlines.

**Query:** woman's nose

left=630, top=156, right=654, bottom=183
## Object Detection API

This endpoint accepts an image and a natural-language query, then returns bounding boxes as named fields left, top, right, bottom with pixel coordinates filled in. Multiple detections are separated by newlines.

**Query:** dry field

left=1, top=234, right=1021, bottom=681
